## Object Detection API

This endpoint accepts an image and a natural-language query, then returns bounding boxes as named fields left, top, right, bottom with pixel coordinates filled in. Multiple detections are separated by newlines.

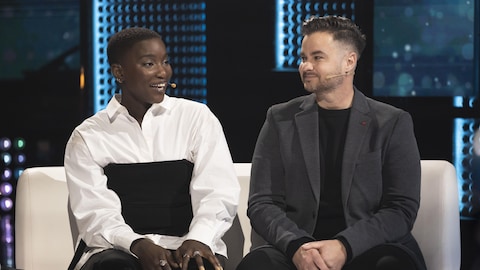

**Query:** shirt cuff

left=335, top=236, right=352, bottom=262
left=114, top=231, right=144, bottom=255
left=286, top=237, right=315, bottom=260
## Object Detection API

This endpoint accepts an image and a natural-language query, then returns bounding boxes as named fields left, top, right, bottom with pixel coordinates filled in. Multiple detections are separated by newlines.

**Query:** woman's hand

left=174, top=239, right=223, bottom=270
left=131, top=238, right=179, bottom=270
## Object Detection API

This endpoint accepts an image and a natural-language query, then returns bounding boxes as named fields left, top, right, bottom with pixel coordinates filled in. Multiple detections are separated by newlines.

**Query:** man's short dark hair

left=302, top=15, right=366, bottom=57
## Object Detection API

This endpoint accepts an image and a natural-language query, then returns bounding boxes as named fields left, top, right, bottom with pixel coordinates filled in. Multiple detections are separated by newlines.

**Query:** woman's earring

left=116, top=77, right=123, bottom=84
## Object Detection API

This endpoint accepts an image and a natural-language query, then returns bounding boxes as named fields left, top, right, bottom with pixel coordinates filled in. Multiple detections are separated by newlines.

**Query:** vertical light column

left=0, top=137, right=26, bottom=268
left=453, top=101, right=480, bottom=220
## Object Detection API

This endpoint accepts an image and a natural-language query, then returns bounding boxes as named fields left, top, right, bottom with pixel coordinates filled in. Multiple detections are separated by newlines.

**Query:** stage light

left=0, top=182, right=13, bottom=196
left=0, top=136, right=26, bottom=267
left=14, top=153, right=26, bottom=165
left=0, top=138, right=11, bottom=151
left=13, top=168, right=24, bottom=180
left=13, top=137, right=25, bottom=150
left=1, top=169, right=12, bottom=181
left=0, top=197, right=13, bottom=212
left=1, top=153, right=12, bottom=166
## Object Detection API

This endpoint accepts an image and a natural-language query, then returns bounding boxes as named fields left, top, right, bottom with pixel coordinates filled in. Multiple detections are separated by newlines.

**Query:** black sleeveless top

left=104, top=159, right=194, bottom=236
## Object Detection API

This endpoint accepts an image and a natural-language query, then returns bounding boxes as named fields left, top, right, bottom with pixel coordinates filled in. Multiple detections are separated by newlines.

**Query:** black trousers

left=236, top=244, right=427, bottom=270
left=80, top=249, right=226, bottom=270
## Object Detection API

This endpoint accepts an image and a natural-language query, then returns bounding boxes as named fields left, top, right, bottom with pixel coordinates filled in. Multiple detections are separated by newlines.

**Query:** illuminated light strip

left=275, top=0, right=285, bottom=70
left=452, top=117, right=480, bottom=220
left=92, top=0, right=102, bottom=113
left=453, top=118, right=468, bottom=218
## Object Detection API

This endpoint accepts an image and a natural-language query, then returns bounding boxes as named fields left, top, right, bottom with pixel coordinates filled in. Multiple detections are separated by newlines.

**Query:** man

left=237, top=15, right=426, bottom=270
left=65, top=27, right=240, bottom=270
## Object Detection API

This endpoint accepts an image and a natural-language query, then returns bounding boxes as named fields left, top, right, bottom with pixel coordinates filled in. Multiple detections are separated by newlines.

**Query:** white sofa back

left=15, top=161, right=461, bottom=270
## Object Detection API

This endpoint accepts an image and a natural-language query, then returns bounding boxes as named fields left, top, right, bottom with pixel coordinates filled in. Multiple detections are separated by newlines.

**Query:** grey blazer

left=248, top=89, right=423, bottom=261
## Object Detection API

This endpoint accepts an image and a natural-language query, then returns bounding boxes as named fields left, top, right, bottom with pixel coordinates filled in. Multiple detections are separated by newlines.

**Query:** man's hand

left=292, top=243, right=328, bottom=270
left=296, top=240, right=347, bottom=270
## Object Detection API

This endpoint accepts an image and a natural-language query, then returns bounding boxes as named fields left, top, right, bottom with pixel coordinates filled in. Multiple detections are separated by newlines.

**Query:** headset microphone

left=325, top=73, right=344, bottom=79
left=325, top=71, right=355, bottom=79
left=168, top=82, right=177, bottom=89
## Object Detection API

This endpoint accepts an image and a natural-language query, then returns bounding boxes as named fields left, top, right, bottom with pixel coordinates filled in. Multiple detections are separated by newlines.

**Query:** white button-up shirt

left=64, top=94, right=240, bottom=269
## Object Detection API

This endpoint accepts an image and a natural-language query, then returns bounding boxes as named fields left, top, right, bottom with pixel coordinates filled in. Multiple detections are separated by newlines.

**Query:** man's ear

left=345, top=51, right=357, bottom=74
left=111, top=64, right=124, bottom=82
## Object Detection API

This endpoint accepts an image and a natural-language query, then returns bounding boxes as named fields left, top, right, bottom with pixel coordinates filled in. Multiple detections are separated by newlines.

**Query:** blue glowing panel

left=373, top=0, right=475, bottom=97
left=92, top=2, right=207, bottom=113
left=454, top=117, right=480, bottom=220
left=275, top=0, right=356, bottom=71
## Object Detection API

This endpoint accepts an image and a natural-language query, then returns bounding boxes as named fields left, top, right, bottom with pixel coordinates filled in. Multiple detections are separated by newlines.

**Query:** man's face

left=298, top=31, right=348, bottom=94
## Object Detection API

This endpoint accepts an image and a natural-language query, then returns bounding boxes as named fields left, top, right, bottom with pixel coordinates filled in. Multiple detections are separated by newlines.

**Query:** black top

left=104, top=159, right=194, bottom=236
left=313, top=106, right=350, bottom=240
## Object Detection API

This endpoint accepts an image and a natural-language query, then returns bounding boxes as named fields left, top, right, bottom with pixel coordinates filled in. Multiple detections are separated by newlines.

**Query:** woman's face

left=115, top=37, right=173, bottom=107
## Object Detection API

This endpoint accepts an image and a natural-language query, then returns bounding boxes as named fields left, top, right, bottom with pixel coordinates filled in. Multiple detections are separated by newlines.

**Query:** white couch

left=15, top=160, right=460, bottom=270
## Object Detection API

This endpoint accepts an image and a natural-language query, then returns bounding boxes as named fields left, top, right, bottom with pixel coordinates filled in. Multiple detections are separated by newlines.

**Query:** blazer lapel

left=296, top=94, right=321, bottom=203
left=341, top=90, right=372, bottom=205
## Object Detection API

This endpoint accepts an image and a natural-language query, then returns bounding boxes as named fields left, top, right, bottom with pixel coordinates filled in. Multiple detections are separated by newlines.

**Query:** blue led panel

left=454, top=117, right=480, bottom=220
left=275, top=0, right=356, bottom=71
left=91, top=1, right=207, bottom=113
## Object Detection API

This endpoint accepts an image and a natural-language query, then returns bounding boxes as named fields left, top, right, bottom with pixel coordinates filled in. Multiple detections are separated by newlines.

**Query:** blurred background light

left=0, top=182, right=13, bottom=196
left=13, top=138, right=26, bottom=150
left=0, top=138, right=11, bottom=151
left=0, top=198, right=13, bottom=212
left=1, top=153, right=12, bottom=166
left=2, top=169, right=12, bottom=181
left=13, top=168, right=24, bottom=180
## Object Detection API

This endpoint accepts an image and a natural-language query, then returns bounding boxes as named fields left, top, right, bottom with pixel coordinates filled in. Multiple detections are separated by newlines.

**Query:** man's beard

left=304, top=76, right=343, bottom=94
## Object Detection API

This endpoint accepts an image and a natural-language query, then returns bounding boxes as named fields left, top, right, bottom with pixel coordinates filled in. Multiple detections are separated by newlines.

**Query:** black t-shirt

left=313, top=106, right=350, bottom=240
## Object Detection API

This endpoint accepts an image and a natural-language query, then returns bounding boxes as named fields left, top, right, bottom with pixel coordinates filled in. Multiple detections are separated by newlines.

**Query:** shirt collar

left=106, top=94, right=173, bottom=122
